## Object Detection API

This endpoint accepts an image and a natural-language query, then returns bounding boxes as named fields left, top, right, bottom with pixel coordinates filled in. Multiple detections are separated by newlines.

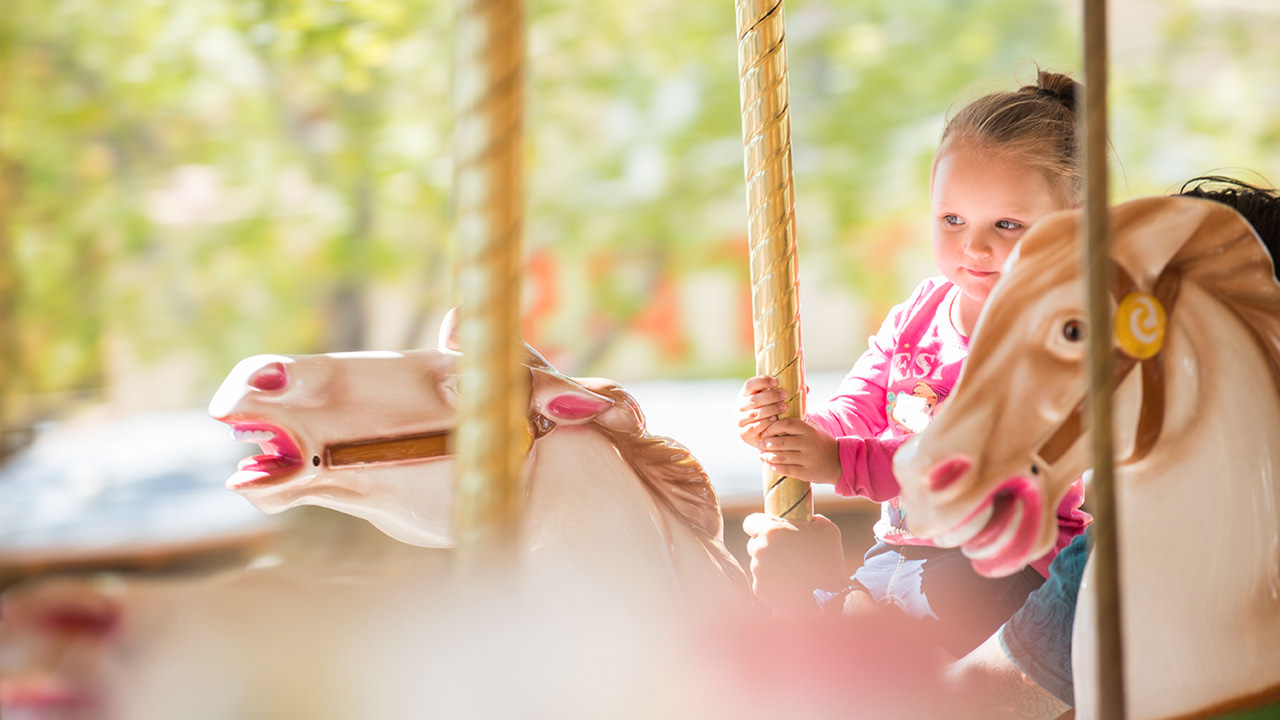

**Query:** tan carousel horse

left=894, top=195, right=1280, bottom=719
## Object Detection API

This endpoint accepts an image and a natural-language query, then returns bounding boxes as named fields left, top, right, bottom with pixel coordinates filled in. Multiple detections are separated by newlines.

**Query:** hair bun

left=1034, top=86, right=1076, bottom=112
left=1032, top=70, right=1079, bottom=113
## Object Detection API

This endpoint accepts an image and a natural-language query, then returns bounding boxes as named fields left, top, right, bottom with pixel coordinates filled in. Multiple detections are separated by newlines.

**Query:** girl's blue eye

left=996, top=219, right=1023, bottom=231
left=943, top=214, right=963, bottom=226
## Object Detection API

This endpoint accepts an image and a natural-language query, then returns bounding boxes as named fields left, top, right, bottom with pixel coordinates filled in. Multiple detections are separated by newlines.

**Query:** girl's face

left=930, top=144, right=1071, bottom=332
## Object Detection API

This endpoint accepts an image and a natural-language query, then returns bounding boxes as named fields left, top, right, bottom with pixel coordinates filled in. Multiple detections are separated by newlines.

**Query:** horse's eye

left=1062, top=320, right=1084, bottom=342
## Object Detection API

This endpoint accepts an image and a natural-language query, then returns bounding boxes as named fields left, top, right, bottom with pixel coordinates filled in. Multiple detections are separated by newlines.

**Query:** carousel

left=1, top=1, right=1278, bottom=719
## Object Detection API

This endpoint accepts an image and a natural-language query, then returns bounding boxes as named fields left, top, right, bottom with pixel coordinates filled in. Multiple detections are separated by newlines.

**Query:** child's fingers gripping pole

left=734, top=0, right=812, bottom=523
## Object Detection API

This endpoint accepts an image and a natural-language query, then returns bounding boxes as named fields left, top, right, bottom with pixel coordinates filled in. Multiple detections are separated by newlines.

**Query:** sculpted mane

left=568, top=378, right=745, bottom=583
left=521, top=344, right=727, bottom=543
left=1157, top=198, right=1280, bottom=393
left=587, top=381, right=725, bottom=538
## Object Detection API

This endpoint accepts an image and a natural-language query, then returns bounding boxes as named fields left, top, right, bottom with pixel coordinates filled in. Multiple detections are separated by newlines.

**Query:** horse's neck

left=1076, top=286, right=1280, bottom=719
left=523, top=427, right=746, bottom=607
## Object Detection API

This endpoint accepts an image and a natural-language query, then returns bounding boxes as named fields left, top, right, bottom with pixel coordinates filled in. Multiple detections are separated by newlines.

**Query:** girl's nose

left=963, top=229, right=995, bottom=257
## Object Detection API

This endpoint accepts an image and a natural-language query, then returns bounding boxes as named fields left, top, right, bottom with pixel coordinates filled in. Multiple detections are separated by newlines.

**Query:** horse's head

left=207, top=338, right=637, bottom=550
left=894, top=196, right=1280, bottom=577
left=208, top=349, right=464, bottom=546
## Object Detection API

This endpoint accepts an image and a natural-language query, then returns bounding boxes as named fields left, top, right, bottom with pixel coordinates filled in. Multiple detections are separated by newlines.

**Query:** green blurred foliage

left=1, top=0, right=1278, bottom=422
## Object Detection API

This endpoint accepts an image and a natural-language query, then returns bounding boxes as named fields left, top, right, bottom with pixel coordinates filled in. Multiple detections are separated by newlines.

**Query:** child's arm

left=745, top=280, right=941, bottom=496
left=738, top=375, right=902, bottom=499
left=759, top=419, right=905, bottom=501
left=754, top=355, right=905, bottom=500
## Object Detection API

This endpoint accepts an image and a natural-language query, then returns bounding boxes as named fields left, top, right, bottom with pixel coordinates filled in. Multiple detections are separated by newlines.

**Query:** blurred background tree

left=2, top=0, right=1278, bottom=445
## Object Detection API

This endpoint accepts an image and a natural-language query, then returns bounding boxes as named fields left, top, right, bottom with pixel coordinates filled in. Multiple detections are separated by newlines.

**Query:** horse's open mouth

left=225, top=421, right=304, bottom=489
left=935, top=477, right=1043, bottom=578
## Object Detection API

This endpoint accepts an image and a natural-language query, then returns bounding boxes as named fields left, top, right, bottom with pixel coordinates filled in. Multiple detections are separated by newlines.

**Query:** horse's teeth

left=962, top=501, right=1024, bottom=561
left=935, top=503, right=993, bottom=547
left=233, top=429, right=277, bottom=443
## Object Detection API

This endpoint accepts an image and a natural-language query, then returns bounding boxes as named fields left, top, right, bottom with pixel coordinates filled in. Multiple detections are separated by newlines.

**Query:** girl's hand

left=743, top=512, right=846, bottom=614
left=757, top=418, right=842, bottom=486
left=735, top=375, right=789, bottom=447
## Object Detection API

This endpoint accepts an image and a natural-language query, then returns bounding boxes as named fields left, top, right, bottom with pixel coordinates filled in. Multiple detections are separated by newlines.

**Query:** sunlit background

left=2, top=0, right=1278, bottom=560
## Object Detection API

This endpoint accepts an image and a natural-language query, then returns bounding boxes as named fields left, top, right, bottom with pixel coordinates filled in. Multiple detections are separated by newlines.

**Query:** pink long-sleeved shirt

left=806, top=276, right=1089, bottom=577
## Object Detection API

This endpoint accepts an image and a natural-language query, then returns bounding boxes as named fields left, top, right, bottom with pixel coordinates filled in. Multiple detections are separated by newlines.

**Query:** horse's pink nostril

left=249, top=362, right=288, bottom=391
left=926, top=455, right=972, bottom=492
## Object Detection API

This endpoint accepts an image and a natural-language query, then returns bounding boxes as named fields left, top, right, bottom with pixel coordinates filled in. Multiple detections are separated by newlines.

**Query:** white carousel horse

left=0, top=333, right=758, bottom=718
left=893, top=196, right=1280, bottom=719
left=207, top=325, right=751, bottom=607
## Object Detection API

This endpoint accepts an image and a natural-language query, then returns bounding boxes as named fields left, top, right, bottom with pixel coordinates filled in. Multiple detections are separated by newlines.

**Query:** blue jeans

left=848, top=541, right=1046, bottom=657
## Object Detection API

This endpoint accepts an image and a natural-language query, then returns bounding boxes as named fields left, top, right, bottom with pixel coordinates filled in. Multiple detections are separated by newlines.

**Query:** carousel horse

left=207, top=321, right=751, bottom=607
left=893, top=196, right=1280, bottom=719
left=0, top=329, right=761, bottom=718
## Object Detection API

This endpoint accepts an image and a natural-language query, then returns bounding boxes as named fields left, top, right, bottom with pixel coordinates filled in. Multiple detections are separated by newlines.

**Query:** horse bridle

left=321, top=414, right=551, bottom=469
left=1031, top=263, right=1182, bottom=475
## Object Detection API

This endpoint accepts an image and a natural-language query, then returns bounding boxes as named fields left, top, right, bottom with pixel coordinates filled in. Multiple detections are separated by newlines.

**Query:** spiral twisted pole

left=451, top=0, right=528, bottom=566
left=735, top=0, right=811, bottom=522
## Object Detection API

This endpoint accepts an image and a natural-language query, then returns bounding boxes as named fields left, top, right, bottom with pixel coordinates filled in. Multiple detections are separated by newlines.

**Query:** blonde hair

left=939, top=69, right=1082, bottom=205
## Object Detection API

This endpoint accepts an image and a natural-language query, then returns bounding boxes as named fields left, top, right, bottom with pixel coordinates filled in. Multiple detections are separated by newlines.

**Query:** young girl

left=738, top=69, right=1092, bottom=657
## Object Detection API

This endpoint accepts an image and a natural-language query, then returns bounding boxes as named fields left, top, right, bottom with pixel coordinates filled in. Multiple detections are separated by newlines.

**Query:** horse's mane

left=521, top=346, right=727, bottom=539
left=569, top=377, right=749, bottom=587
left=581, top=380, right=725, bottom=538
left=1147, top=197, right=1280, bottom=396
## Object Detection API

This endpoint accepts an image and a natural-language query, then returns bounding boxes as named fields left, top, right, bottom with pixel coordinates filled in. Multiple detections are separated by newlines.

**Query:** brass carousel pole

left=735, top=0, right=811, bottom=522
left=451, top=0, right=528, bottom=567
left=1081, top=0, right=1126, bottom=716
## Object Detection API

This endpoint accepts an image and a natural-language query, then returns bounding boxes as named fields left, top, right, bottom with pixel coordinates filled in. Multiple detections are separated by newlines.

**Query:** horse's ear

left=438, top=307, right=462, bottom=353
left=1112, top=196, right=1257, bottom=290
left=530, top=369, right=613, bottom=425
left=575, top=378, right=645, bottom=434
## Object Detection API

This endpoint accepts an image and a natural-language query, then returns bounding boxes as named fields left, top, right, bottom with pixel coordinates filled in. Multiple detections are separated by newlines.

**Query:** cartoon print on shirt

left=887, top=380, right=943, bottom=433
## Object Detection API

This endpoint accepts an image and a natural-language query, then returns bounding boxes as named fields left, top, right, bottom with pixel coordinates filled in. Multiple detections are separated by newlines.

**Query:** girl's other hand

left=735, top=375, right=788, bottom=447
left=743, top=512, right=846, bottom=615
left=757, top=418, right=841, bottom=486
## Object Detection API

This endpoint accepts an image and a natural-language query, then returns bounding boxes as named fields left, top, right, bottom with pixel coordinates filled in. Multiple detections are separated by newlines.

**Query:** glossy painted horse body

left=894, top=196, right=1280, bottom=719
left=208, top=332, right=750, bottom=606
